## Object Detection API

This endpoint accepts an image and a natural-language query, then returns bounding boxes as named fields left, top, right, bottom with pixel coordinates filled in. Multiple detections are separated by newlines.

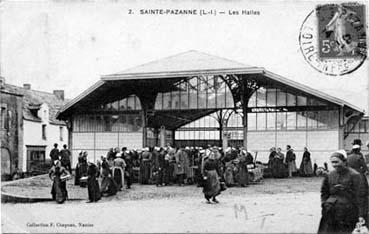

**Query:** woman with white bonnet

left=112, top=153, right=126, bottom=191
left=318, top=150, right=366, bottom=234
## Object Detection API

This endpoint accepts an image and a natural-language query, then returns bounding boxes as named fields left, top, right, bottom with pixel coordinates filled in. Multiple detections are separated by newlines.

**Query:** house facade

left=0, top=77, right=69, bottom=179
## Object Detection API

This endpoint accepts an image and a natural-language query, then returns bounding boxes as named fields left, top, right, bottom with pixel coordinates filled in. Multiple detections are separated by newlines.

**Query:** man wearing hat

left=49, top=143, right=60, bottom=161
left=347, top=139, right=369, bottom=224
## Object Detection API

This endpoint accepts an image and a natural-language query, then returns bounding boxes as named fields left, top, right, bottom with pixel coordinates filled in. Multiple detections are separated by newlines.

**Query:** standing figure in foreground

left=202, top=152, right=222, bottom=203
left=123, top=149, right=133, bottom=189
left=86, top=162, right=101, bottom=203
left=286, top=145, right=297, bottom=178
left=60, top=144, right=72, bottom=173
left=237, top=150, right=249, bottom=187
left=175, top=148, right=186, bottom=186
left=49, top=143, right=60, bottom=162
left=347, top=141, right=369, bottom=224
left=318, top=151, right=366, bottom=234
left=140, top=148, right=152, bottom=184
left=49, top=160, right=70, bottom=204
left=112, top=153, right=126, bottom=191
left=299, top=147, right=313, bottom=177
left=100, top=157, right=118, bottom=197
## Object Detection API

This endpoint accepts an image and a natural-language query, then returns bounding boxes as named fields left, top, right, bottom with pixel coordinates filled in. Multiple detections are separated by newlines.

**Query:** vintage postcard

left=1, top=0, right=368, bottom=233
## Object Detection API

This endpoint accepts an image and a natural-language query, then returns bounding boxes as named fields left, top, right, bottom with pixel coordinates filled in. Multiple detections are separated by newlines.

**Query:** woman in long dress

left=299, top=147, right=313, bottom=177
left=100, top=157, right=118, bottom=197
left=112, top=153, right=126, bottom=191
left=202, top=152, right=222, bottom=203
left=237, top=150, right=249, bottom=187
left=318, top=151, right=365, bottom=234
left=273, top=148, right=288, bottom=178
left=49, top=160, right=70, bottom=204
left=86, top=162, right=101, bottom=203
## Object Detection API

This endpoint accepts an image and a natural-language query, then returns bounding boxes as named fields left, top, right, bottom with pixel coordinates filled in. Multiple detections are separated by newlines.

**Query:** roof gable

left=3, top=84, right=69, bottom=125
left=108, top=50, right=254, bottom=76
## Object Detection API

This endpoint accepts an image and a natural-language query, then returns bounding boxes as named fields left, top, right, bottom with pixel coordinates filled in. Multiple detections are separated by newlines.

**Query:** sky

left=1, top=0, right=368, bottom=113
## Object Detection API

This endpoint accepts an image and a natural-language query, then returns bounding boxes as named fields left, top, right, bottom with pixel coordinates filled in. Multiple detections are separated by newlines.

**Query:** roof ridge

left=109, top=50, right=251, bottom=76
left=5, top=83, right=63, bottom=97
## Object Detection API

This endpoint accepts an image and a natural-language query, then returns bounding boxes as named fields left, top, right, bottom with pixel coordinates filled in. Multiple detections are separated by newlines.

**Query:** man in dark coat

left=156, top=148, right=167, bottom=186
left=86, top=162, right=101, bottom=203
left=50, top=143, right=60, bottom=161
left=318, top=151, right=366, bottom=234
left=347, top=142, right=369, bottom=224
left=123, top=148, right=133, bottom=189
left=60, top=144, right=72, bottom=173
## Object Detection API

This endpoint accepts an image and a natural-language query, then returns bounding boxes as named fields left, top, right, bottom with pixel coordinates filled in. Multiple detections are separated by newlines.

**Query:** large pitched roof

left=102, top=50, right=260, bottom=80
left=3, top=83, right=69, bottom=125
left=58, top=50, right=364, bottom=122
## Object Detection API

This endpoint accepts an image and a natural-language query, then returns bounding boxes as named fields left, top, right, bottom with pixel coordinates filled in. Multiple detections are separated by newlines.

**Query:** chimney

left=0, top=77, right=4, bottom=89
left=23, top=84, right=31, bottom=90
left=53, top=90, right=64, bottom=100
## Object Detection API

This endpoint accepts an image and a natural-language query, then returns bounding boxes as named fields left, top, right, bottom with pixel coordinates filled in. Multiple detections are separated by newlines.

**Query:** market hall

left=56, top=50, right=365, bottom=167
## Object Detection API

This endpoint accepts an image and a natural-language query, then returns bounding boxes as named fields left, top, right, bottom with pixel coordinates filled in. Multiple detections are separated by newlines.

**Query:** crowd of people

left=48, top=142, right=324, bottom=204
left=47, top=138, right=369, bottom=233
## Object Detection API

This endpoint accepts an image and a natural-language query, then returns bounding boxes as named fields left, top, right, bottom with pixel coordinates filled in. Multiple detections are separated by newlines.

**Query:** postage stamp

left=299, top=2, right=367, bottom=76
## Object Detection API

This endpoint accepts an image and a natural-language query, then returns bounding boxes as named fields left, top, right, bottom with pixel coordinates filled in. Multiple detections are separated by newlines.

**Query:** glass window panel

left=104, top=115, right=112, bottom=131
left=163, top=93, right=171, bottom=109
left=96, top=115, right=104, bottom=132
left=317, top=111, right=328, bottom=129
left=359, top=120, right=366, bottom=132
left=266, top=89, right=276, bottom=107
left=225, top=89, right=234, bottom=108
left=106, top=103, right=113, bottom=111
left=297, top=95, right=307, bottom=106
left=172, top=91, right=180, bottom=109
left=249, top=92, right=257, bottom=107
left=228, top=112, right=237, bottom=127
left=204, top=131, right=210, bottom=139
left=120, top=115, right=128, bottom=131
left=297, top=111, right=306, bottom=129
left=135, top=96, right=142, bottom=110
left=307, top=111, right=318, bottom=129
left=247, top=113, right=256, bottom=130
left=180, top=90, right=188, bottom=109
left=155, top=93, right=163, bottom=110
left=88, top=115, right=96, bottom=132
left=267, top=112, right=276, bottom=130
left=111, top=115, right=120, bottom=131
left=207, top=76, right=216, bottom=109
left=127, top=96, right=135, bottom=110
left=135, top=115, right=143, bottom=132
left=127, top=115, right=135, bottom=131
left=276, top=90, right=286, bottom=106
left=217, top=81, right=226, bottom=108
left=198, top=77, right=207, bottom=109
left=256, top=88, right=266, bottom=107
left=120, top=98, right=127, bottom=110
left=188, top=77, right=198, bottom=109
left=73, top=117, right=79, bottom=132
left=175, top=131, right=180, bottom=139
left=286, top=112, right=297, bottom=130
left=276, top=112, right=287, bottom=130
left=257, top=113, right=266, bottom=130
left=111, top=101, right=119, bottom=111
left=327, top=110, right=339, bottom=129
left=287, top=93, right=296, bottom=106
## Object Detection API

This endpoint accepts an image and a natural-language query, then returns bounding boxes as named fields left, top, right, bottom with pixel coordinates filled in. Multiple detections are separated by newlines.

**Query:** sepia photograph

left=0, top=0, right=368, bottom=233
